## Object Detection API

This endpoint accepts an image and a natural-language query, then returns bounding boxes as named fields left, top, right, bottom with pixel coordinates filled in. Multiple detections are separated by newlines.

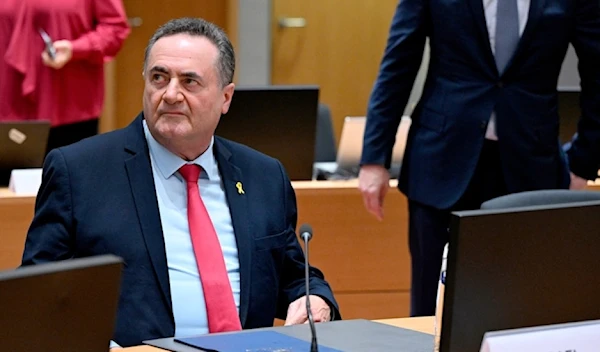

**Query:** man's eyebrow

left=149, top=66, right=169, bottom=74
left=148, top=66, right=204, bottom=83
left=180, top=71, right=204, bottom=82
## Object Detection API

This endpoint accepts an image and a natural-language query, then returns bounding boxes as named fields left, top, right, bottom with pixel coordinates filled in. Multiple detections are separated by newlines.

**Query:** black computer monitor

left=0, top=121, right=50, bottom=186
left=216, top=85, right=319, bottom=181
left=0, top=255, right=123, bottom=352
left=441, top=200, right=600, bottom=352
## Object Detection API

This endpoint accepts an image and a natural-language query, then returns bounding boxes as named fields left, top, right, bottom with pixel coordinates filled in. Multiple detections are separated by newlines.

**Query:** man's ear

left=221, top=83, right=235, bottom=115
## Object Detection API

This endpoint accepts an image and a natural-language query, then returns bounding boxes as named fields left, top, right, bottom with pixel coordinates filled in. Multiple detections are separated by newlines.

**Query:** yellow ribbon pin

left=235, top=182, right=245, bottom=194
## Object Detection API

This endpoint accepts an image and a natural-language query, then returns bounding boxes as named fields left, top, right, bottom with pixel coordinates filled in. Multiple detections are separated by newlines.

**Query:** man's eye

left=185, top=78, right=198, bottom=86
left=152, top=74, right=165, bottom=82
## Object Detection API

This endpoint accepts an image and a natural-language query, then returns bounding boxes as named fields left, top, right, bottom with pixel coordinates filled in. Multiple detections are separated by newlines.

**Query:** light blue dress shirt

left=142, top=121, right=241, bottom=338
left=112, top=122, right=240, bottom=347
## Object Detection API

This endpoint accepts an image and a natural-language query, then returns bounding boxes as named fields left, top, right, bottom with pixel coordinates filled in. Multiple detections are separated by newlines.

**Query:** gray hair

left=143, top=17, right=235, bottom=87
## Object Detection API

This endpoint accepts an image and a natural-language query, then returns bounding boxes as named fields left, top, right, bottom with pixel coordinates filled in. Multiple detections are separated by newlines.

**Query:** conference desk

left=120, top=317, right=435, bottom=351
left=0, top=180, right=412, bottom=320
left=3, top=179, right=600, bottom=321
left=0, top=188, right=35, bottom=271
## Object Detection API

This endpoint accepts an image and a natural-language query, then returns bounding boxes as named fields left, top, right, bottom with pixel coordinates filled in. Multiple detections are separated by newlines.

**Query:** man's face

left=143, top=33, right=234, bottom=155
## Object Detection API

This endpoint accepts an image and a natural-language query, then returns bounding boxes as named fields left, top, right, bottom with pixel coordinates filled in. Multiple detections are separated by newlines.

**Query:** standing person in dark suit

left=359, top=0, right=600, bottom=316
left=21, top=17, right=340, bottom=349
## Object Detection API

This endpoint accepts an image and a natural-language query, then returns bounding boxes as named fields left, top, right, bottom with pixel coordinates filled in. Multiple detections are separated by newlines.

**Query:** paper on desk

left=175, top=330, right=342, bottom=352
left=8, top=168, right=42, bottom=195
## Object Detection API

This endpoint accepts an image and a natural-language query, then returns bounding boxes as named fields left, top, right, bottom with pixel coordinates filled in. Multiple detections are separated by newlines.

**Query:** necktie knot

left=179, top=164, right=201, bottom=183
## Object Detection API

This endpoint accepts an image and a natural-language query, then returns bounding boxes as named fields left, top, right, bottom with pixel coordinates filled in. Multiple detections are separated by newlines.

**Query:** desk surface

left=2, top=177, right=600, bottom=195
left=0, top=188, right=27, bottom=198
left=120, top=317, right=435, bottom=351
left=0, top=181, right=377, bottom=195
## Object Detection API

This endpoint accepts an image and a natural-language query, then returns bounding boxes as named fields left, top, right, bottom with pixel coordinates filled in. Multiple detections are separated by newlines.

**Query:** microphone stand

left=303, top=232, right=318, bottom=352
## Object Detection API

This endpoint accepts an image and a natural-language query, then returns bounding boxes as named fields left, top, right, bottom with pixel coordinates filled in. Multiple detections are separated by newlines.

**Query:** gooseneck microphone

left=299, top=223, right=318, bottom=352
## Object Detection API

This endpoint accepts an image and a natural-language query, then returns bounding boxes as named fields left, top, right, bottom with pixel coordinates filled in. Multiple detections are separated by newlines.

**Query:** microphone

left=299, top=223, right=318, bottom=352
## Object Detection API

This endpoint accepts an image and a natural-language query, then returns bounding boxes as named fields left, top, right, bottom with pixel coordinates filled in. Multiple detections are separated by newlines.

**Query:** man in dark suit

left=21, top=17, right=340, bottom=348
left=359, top=0, right=600, bottom=316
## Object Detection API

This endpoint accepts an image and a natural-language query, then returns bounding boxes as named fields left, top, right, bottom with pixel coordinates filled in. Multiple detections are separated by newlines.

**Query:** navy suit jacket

left=22, top=114, right=340, bottom=347
left=361, top=0, right=600, bottom=209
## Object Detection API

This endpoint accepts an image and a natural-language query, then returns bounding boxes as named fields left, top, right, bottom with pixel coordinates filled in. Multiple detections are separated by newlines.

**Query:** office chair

left=480, top=189, right=600, bottom=210
left=314, top=103, right=337, bottom=162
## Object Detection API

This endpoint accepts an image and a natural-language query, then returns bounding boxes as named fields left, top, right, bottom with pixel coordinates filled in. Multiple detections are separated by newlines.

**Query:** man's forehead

left=151, top=34, right=218, bottom=57
left=148, top=35, right=217, bottom=69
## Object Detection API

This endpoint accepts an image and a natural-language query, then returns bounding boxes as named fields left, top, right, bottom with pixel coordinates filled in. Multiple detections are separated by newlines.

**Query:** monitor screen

left=0, top=255, right=123, bottom=352
left=0, top=121, right=50, bottom=186
left=441, top=200, right=600, bottom=351
left=216, top=85, right=319, bottom=181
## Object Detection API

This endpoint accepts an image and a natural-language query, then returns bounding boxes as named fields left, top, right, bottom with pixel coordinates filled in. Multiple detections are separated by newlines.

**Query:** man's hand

left=358, top=164, right=390, bottom=221
left=284, top=295, right=331, bottom=326
left=569, top=172, right=588, bottom=190
left=41, top=40, right=73, bottom=69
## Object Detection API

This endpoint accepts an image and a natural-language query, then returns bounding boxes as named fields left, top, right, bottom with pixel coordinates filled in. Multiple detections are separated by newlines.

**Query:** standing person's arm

left=359, top=0, right=429, bottom=219
left=565, top=0, right=600, bottom=188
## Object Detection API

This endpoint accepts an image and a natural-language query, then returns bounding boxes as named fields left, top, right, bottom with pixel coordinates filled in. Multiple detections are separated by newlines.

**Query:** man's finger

left=284, top=300, right=305, bottom=326
left=41, top=52, right=53, bottom=67
left=310, top=296, right=332, bottom=322
left=569, top=172, right=588, bottom=190
left=284, top=309, right=306, bottom=325
left=363, top=192, right=384, bottom=221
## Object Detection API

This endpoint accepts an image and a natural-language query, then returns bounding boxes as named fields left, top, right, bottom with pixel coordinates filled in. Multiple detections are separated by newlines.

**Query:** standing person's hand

left=41, top=40, right=73, bottom=69
left=358, top=165, right=390, bottom=221
left=569, top=172, right=588, bottom=190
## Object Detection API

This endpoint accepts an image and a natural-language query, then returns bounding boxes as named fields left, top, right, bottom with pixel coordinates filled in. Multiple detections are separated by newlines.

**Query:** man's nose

left=163, top=79, right=183, bottom=104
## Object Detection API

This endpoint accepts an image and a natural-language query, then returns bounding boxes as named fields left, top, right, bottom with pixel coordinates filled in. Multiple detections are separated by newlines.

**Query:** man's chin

left=157, top=113, right=186, bottom=123
left=154, top=121, right=192, bottom=139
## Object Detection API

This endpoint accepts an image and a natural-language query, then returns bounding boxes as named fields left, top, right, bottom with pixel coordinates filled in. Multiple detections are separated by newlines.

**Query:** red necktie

left=179, top=164, right=242, bottom=333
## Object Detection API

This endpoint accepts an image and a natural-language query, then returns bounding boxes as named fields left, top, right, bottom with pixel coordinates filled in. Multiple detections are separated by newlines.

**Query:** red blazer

left=0, top=0, right=130, bottom=126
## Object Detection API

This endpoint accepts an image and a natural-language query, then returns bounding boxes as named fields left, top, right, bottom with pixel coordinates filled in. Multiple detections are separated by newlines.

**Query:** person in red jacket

left=0, top=0, right=130, bottom=154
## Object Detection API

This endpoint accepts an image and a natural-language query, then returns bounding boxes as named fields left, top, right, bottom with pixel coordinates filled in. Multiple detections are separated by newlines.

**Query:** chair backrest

left=480, top=189, right=600, bottom=209
left=314, top=103, right=337, bottom=162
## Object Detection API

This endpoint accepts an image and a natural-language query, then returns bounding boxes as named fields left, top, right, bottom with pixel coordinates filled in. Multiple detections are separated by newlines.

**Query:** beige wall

left=101, top=1, right=581, bottom=137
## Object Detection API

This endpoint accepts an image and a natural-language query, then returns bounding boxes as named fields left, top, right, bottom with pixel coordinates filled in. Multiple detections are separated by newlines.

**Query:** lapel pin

left=235, top=182, right=245, bottom=195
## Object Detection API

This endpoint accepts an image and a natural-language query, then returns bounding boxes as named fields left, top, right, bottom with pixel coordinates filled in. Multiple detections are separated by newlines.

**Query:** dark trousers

left=408, top=140, right=507, bottom=316
left=0, top=119, right=98, bottom=186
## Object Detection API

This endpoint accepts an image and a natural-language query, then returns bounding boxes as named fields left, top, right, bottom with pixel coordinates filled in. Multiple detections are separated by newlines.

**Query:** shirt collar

left=143, top=120, right=219, bottom=180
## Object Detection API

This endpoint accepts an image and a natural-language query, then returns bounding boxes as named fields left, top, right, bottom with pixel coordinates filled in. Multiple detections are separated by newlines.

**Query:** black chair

left=480, top=189, right=600, bottom=210
left=314, top=103, right=337, bottom=162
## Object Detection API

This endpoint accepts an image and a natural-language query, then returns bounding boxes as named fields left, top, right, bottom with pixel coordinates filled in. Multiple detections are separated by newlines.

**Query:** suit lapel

left=123, top=113, right=172, bottom=313
left=214, top=138, right=252, bottom=327
left=467, top=0, right=497, bottom=71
